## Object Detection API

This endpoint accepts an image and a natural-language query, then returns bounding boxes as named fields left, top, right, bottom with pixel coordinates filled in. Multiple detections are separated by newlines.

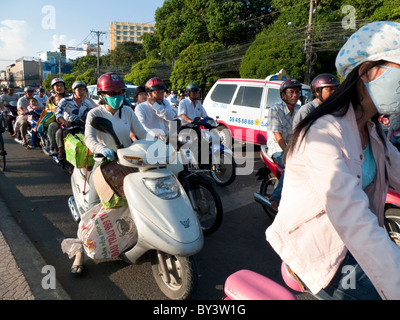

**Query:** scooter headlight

left=142, top=175, right=180, bottom=199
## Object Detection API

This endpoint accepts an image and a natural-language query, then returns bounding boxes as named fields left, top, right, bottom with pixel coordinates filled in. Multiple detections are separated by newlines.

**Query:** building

left=39, top=51, right=72, bottom=80
left=6, top=57, right=42, bottom=89
left=109, top=21, right=155, bottom=50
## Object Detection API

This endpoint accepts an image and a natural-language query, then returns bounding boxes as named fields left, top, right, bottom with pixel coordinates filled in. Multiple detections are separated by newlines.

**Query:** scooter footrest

left=224, top=269, right=296, bottom=300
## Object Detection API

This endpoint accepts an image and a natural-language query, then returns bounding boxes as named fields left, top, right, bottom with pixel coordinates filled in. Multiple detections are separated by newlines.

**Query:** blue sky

left=0, top=0, right=165, bottom=70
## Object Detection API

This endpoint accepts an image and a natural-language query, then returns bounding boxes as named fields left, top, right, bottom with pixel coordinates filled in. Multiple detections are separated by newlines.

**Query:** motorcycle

left=384, top=188, right=400, bottom=247
left=5, top=101, right=18, bottom=135
left=254, top=145, right=282, bottom=219
left=167, top=119, right=223, bottom=235
left=178, top=116, right=236, bottom=187
left=68, top=116, right=203, bottom=300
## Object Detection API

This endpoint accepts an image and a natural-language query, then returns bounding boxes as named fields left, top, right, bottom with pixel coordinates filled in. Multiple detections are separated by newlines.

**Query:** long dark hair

left=286, top=60, right=387, bottom=158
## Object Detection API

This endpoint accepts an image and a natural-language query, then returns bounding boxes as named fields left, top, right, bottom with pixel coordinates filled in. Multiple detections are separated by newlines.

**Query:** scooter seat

left=281, top=262, right=306, bottom=293
left=224, top=269, right=296, bottom=300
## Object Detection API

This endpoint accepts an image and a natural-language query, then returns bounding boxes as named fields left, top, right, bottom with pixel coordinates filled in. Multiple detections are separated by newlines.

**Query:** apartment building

left=109, top=21, right=155, bottom=50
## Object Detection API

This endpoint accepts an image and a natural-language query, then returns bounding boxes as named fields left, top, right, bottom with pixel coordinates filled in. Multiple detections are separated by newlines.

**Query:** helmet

left=145, top=77, right=166, bottom=92
left=37, top=87, right=45, bottom=93
left=72, top=81, right=87, bottom=90
left=186, top=83, right=200, bottom=92
left=134, top=85, right=146, bottom=98
left=24, top=86, right=34, bottom=92
left=280, top=79, right=302, bottom=93
left=97, top=72, right=126, bottom=94
left=51, top=78, right=65, bottom=88
left=310, top=73, right=340, bottom=93
left=336, top=21, right=400, bottom=79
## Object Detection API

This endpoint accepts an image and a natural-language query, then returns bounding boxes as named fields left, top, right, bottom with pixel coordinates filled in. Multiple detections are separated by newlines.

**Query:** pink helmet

left=97, top=72, right=126, bottom=94
left=310, top=73, right=340, bottom=93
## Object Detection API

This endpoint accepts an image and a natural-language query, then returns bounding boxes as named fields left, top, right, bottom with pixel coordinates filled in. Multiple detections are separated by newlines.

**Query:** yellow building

left=110, top=21, right=155, bottom=50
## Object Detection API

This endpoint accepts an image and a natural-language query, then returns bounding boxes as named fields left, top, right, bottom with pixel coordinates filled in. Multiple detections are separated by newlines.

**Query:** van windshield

left=210, top=84, right=237, bottom=104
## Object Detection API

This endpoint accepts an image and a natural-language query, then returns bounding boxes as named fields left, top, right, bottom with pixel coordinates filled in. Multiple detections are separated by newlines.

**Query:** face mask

left=363, top=66, right=400, bottom=115
left=104, top=95, right=124, bottom=110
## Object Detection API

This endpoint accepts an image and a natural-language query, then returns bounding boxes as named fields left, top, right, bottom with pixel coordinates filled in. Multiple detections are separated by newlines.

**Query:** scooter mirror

left=91, top=117, right=123, bottom=149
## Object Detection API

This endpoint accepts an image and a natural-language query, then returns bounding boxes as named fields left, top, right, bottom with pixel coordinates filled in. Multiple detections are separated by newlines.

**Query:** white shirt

left=178, top=97, right=208, bottom=125
left=34, top=94, right=48, bottom=106
left=84, top=104, right=149, bottom=153
left=135, top=99, right=175, bottom=138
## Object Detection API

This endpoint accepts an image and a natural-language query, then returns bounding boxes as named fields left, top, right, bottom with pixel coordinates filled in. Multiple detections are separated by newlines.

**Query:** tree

left=76, top=69, right=97, bottom=86
left=170, top=42, right=225, bottom=93
left=124, top=58, right=162, bottom=85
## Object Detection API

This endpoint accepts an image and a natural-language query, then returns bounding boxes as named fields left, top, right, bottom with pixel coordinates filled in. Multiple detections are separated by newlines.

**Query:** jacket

left=266, top=104, right=400, bottom=299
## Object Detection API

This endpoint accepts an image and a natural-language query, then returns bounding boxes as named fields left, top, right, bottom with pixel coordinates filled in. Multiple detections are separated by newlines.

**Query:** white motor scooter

left=68, top=117, right=203, bottom=300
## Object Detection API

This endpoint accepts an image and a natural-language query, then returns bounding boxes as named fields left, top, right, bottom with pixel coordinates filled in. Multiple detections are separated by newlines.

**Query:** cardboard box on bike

left=93, top=160, right=138, bottom=209
left=64, top=133, right=95, bottom=168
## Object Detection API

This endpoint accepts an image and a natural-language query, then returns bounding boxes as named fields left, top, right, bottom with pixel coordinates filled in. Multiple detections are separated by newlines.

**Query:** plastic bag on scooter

left=64, top=133, right=95, bottom=168
left=77, top=203, right=137, bottom=260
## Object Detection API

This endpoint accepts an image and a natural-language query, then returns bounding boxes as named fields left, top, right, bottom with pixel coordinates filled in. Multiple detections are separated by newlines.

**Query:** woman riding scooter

left=70, top=72, right=149, bottom=275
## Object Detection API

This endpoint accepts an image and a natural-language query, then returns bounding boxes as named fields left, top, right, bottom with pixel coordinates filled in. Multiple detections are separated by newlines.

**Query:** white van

left=87, top=84, right=137, bottom=105
left=203, top=70, right=311, bottom=145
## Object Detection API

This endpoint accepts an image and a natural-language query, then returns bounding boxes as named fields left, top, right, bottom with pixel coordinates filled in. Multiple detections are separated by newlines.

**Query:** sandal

left=70, top=265, right=84, bottom=275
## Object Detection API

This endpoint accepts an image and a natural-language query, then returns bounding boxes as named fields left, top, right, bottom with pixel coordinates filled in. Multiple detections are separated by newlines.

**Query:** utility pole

left=91, top=30, right=106, bottom=76
left=304, top=0, right=315, bottom=85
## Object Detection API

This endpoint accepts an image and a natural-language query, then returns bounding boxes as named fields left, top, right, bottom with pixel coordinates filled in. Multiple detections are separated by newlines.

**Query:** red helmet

left=145, top=77, right=166, bottom=92
left=97, top=72, right=126, bottom=94
left=310, top=73, right=340, bottom=93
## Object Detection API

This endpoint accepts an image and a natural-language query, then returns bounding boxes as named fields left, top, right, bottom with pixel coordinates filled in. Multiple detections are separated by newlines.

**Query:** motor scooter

left=68, top=116, right=203, bottom=300
left=178, top=116, right=236, bottom=187
left=254, top=145, right=282, bottom=219
left=167, top=119, right=223, bottom=235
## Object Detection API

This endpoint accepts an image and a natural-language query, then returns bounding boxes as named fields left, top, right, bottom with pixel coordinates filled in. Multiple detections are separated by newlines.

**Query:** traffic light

left=59, top=45, right=66, bottom=57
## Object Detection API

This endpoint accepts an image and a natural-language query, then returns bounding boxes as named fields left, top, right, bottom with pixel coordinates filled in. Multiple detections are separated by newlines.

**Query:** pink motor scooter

left=223, top=263, right=307, bottom=300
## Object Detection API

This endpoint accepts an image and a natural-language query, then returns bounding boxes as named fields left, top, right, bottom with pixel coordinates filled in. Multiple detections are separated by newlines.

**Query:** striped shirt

left=266, top=101, right=301, bottom=155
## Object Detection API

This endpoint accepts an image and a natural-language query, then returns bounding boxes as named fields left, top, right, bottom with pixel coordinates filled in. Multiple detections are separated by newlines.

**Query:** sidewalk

left=0, top=196, right=70, bottom=300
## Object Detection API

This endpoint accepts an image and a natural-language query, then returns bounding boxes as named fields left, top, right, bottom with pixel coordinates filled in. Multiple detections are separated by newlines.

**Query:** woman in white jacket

left=266, top=21, right=400, bottom=299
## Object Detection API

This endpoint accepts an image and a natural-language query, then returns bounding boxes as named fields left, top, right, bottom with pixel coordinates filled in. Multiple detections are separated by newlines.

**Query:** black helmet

left=186, top=83, right=200, bottom=92
left=280, top=79, right=302, bottom=93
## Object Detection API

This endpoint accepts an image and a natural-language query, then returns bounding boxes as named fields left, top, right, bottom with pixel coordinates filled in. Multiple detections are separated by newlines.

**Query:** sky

left=0, top=0, right=165, bottom=70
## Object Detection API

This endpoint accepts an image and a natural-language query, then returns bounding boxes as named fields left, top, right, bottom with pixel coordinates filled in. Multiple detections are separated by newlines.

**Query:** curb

left=0, top=196, right=70, bottom=300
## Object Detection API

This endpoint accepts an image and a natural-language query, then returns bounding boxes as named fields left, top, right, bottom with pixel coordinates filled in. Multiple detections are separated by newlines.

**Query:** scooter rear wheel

left=151, top=251, right=197, bottom=300
left=384, top=208, right=400, bottom=247
left=259, top=175, right=278, bottom=219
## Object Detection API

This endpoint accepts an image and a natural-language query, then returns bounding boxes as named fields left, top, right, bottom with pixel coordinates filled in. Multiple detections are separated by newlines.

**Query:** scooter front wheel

left=189, top=180, right=223, bottom=235
left=384, top=208, right=400, bottom=248
left=151, top=251, right=197, bottom=300
left=259, top=174, right=279, bottom=219
left=210, top=151, right=236, bottom=187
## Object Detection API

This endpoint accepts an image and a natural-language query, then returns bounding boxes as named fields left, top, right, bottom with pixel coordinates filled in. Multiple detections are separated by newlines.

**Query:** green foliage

left=76, top=69, right=97, bottom=86
left=170, top=42, right=224, bottom=92
left=124, top=58, right=162, bottom=85
left=53, top=0, right=400, bottom=94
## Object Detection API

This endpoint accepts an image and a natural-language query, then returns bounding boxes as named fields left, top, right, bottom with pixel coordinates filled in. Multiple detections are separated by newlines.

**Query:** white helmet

left=336, top=21, right=400, bottom=79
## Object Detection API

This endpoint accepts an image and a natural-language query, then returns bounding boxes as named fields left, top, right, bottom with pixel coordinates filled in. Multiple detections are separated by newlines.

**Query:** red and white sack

left=77, top=203, right=137, bottom=260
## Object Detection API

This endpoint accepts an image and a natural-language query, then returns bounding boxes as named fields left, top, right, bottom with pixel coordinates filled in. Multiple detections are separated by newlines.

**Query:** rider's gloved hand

left=100, top=147, right=115, bottom=161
